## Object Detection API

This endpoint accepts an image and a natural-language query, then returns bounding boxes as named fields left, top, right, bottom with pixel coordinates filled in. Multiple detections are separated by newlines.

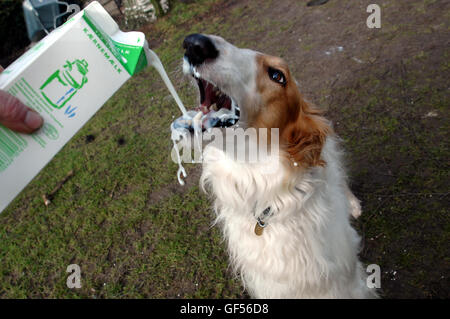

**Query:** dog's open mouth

left=196, top=78, right=231, bottom=114
left=172, top=62, right=240, bottom=131
left=193, top=76, right=240, bottom=129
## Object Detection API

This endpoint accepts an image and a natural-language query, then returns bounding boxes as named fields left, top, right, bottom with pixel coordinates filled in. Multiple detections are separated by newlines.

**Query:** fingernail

left=24, top=110, right=43, bottom=130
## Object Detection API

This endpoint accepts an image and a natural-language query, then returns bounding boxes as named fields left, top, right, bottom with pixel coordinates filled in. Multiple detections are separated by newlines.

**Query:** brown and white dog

left=182, top=34, right=376, bottom=298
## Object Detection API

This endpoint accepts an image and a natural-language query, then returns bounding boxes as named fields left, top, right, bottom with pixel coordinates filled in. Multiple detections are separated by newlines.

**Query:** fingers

left=0, top=66, right=44, bottom=133
left=0, top=90, right=44, bottom=134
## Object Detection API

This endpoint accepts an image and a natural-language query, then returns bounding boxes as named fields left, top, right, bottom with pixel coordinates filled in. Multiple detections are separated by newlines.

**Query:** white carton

left=0, top=1, right=151, bottom=213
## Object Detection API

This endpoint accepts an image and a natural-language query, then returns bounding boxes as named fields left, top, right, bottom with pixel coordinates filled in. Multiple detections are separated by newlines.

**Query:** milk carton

left=0, top=1, right=170, bottom=213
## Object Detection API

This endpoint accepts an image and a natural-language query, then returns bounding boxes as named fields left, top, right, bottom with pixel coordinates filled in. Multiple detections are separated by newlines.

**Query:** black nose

left=183, top=34, right=218, bottom=66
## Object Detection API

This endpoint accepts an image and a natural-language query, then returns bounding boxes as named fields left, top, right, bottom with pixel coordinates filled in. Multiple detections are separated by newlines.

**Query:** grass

left=0, top=0, right=245, bottom=298
left=0, top=0, right=448, bottom=298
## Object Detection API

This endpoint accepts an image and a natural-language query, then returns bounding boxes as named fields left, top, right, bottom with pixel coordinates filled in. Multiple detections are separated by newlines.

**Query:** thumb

left=0, top=90, right=43, bottom=134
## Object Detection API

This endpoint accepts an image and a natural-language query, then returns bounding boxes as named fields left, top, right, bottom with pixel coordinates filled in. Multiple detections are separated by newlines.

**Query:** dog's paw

left=347, top=190, right=362, bottom=219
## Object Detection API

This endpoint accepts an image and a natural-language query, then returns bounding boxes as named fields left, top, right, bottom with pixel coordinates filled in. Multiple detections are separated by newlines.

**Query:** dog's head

left=182, top=34, right=331, bottom=168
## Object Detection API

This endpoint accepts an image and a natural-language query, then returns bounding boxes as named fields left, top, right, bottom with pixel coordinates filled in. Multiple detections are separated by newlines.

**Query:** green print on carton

left=40, top=59, right=88, bottom=109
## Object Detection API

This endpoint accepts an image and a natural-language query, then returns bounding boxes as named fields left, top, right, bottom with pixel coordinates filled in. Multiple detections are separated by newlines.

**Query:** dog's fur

left=184, top=34, right=377, bottom=298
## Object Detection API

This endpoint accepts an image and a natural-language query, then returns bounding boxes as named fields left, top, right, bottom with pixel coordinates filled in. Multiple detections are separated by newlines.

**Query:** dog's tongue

left=199, top=82, right=214, bottom=113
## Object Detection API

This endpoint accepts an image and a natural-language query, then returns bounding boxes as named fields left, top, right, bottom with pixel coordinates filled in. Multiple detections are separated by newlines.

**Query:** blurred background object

left=23, top=0, right=68, bottom=42
left=123, top=0, right=169, bottom=29
left=0, top=0, right=172, bottom=68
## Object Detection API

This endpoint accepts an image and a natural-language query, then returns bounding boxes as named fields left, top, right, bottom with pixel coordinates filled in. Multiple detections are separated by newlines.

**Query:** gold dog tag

left=254, top=222, right=264, bottom=236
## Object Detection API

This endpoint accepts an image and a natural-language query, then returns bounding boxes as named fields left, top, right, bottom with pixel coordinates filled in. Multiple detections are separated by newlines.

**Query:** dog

left=182, top=34, right=377, bottom=298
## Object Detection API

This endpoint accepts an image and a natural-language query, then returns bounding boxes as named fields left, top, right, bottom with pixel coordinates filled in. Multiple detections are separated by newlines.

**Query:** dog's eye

left=268, top=67, right=286, bottom=86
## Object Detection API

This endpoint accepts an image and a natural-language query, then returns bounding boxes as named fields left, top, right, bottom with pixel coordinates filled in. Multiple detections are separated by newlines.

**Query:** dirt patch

left=147, top=165, right=202, bottom=204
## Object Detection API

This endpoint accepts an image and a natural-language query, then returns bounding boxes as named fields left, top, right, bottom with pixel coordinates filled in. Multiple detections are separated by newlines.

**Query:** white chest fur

left=200, top=137, right=376, bottom=298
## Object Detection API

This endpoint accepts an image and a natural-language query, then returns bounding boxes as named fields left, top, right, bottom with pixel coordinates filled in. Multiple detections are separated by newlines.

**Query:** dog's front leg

left=346, top=187, right=362, bottom=219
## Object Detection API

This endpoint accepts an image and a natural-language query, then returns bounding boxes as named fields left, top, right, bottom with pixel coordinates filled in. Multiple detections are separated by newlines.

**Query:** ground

left=0, top=0, right=448, bottom=298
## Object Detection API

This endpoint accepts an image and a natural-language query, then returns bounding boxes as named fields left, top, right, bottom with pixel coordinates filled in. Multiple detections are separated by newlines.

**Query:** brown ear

left=282, top=100, right=331, bottom=168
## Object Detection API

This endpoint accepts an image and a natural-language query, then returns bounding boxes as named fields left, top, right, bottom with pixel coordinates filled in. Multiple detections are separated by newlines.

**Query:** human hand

left=0, top=66, right=43, bottom=133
